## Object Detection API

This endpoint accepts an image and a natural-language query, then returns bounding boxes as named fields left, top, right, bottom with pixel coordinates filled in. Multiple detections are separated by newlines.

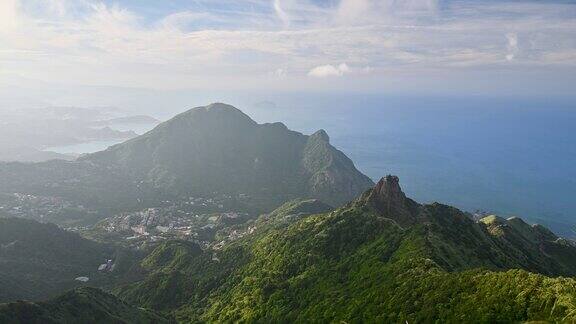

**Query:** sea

left=45, top=93, right=576, bottom=238
left=242, top=94, right=576, bottom=238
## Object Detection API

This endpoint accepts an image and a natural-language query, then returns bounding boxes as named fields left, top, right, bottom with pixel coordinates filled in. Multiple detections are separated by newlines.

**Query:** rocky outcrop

left=365, top=175, right=420, bottom=227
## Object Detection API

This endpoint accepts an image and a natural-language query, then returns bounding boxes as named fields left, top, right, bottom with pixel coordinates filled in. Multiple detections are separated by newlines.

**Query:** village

left=0, top=192, right=97, bottom=224
left=82, top=194, right=259, bottom=250
left=0, top=191, right=262, bottom=251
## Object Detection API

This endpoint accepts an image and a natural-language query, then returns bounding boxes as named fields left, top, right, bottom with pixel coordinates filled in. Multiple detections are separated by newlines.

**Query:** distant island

left=0, top=107, right=159, bottom=163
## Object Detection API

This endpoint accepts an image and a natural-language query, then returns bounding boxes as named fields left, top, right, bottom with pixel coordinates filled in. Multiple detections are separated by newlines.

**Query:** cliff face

left=303, top=129, right=375, bottom=206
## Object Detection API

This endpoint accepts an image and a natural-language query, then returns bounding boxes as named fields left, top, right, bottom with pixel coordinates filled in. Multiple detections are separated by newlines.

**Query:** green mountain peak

left=83, top=103, right=374, bottom=207
left=0, top=104, right=374, bottom=216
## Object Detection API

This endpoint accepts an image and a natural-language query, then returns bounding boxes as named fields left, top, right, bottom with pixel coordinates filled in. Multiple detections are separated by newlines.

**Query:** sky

left=1, top=0, right=576, bottom=107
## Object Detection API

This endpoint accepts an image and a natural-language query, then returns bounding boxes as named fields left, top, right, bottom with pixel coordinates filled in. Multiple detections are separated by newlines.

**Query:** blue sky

left=1, top=0, right=575, bottom=102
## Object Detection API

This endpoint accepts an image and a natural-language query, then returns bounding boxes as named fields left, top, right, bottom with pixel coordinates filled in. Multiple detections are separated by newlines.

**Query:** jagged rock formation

left=361, top=176, right=576, bottom=274
left=365, top=175, right=421, bottom=226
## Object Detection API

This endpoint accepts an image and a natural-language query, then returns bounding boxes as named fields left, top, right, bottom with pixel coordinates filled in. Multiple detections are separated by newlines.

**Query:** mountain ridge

left=0, top=103, right=374, bottom=225
left=1, top=176, right=575, bottom=322
left=112, top=176, right=576, bottom=322
left=81, top=103, right=374, bottom=207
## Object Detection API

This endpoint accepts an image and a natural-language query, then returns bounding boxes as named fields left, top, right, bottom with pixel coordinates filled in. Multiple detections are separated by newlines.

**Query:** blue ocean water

left=244, top=94, right=576, bottom=238
left=44, top=94, right=575, bottom=237
left=44, top=122, right=158, bottom=154
left=45, top=140, right=122, bottom=155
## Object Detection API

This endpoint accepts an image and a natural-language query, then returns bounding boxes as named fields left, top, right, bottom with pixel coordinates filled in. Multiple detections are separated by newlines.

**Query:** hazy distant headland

left=0, top=106, right=160, bottom=162
left=1, top=95, right=573, bottom=238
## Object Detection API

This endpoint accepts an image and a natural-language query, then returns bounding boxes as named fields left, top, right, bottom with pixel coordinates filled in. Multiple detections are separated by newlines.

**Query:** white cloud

left=0, top=0, right=575, bottom=92
left=506, top=32, right=519, bottom=61
left=158, top=12, right=214, bottom=31
left=273, top=0, right=290, bottom=28
left=47, top=0, right=67, bottom=16
left=307, top=63, right=375, bottom=78
left=273, top=68, right=287, bottom=79
left=334, top=0, right=372, bottom=25
left=0, top=0, right=19, bottom=31
left=308, top=63, right=350, bottom=78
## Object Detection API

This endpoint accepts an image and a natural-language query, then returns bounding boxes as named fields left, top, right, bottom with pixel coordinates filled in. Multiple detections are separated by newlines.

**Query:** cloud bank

left=0, top=0, right=575, bottom=93
left=308, top=64, right=350, bottom=78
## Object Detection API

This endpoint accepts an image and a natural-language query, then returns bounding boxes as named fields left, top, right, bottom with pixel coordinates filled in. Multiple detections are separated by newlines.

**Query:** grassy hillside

left=116, top=176, right=576, bottom=323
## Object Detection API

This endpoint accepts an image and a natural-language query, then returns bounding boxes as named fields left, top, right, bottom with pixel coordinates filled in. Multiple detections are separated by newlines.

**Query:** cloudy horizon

left=1, top=0, right=576, bottom=105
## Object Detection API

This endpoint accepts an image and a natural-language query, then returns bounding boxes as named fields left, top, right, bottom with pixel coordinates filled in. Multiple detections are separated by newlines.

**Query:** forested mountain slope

left=82, top=103, right=374, bottom=207
left=115, top=176, right=576, bottom=323
left=0, top=217, right=139, bottom=303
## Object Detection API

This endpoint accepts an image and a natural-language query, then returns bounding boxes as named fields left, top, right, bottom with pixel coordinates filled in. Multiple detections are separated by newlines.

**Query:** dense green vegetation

left=114, top=177, right=576, bottom=323
left=0, top=287, right=171, bottom=324
left=1, top=176, right=575, bottom=323
left=0, top=217, right=141, bottom=303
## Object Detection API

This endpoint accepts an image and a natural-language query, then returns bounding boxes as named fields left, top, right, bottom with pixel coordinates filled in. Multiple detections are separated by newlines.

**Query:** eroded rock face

left=372, top=175, right=405, bottom=207
left=366, top=175, right=420, bottom=227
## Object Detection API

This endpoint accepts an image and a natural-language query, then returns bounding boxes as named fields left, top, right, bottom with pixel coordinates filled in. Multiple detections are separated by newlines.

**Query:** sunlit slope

left=117, top=176, right=576, bottom=323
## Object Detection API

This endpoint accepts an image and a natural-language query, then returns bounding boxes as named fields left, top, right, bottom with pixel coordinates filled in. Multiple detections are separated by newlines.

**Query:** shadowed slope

left=0, top=287, right=171, bottom=324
